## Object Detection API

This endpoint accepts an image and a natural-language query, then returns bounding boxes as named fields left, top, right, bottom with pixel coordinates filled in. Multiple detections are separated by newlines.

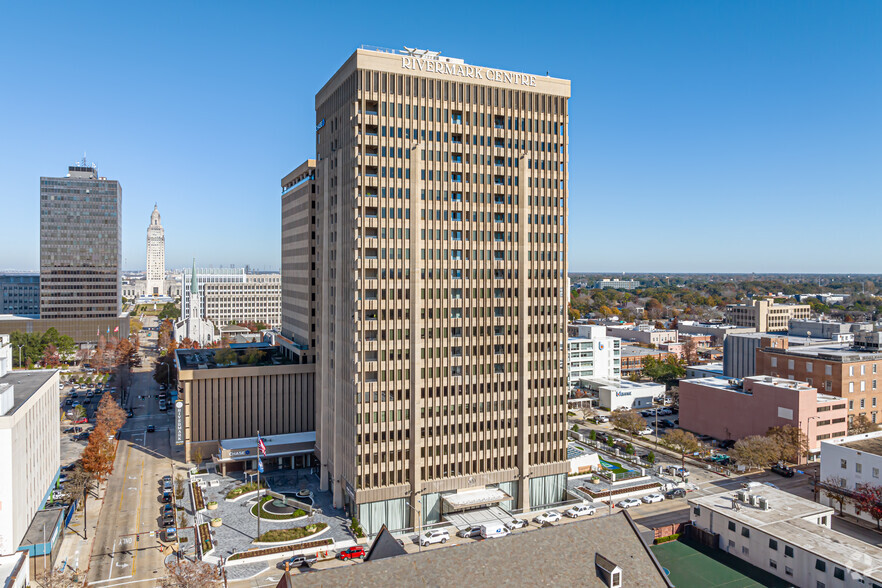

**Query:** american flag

left=258, top=434, right=267, bottom=456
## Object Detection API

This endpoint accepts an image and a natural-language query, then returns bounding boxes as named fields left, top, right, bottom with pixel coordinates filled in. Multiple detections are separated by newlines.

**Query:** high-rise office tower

left=280, top=160, right=317, bottom=364
left=146, top=204, right=165, bottom=296
left=40, top=161, right=121, bottom=320
left=311, top=47, right=570, bottom=534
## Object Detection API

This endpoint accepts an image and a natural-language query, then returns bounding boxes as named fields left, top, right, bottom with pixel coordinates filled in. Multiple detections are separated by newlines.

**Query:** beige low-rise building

left=174, top=347, right=315, bottom=470
left=725, top=299, right=811, bottom=333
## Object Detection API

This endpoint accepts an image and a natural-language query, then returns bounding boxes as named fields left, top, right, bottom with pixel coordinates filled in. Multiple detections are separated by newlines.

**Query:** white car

left=504, top=518, right=528, bottom=530
left=595, top=416, right=609, bottom=423
left=419, top=529, right=449, bottom=546
left=642, top=493, right=665, bottom=504
left=533, top=511, right=563, bottom=524
left=658, top=409, right=672, bottom=416
left=616, top=498, right=641, bottom=509
left=639, top=427, right=654, bottom=435
left=564, top=504, right=597, bottom=518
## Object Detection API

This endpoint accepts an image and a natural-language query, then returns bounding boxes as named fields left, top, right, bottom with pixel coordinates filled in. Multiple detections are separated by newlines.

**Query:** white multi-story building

left=0, top=334, right=60, bottom=553
left=690, top=486, right=882, bottom=587
left=145, top=205, right=165, bottom=297
left=820, top=430, right=882, bottom=528
left=594, top=278, right=640, bottom=290
left=606, top=324, right=677, bottom=346
left=567, top=325, right=621, bottom=385
left=180, top=268, right=280, bottom=329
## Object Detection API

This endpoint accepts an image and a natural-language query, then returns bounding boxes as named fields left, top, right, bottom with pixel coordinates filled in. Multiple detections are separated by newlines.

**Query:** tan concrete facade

left=280, top=160, right=317, bottom=363
left=176, top=359, right=315, bottom=462
left=756, top=339, right=882, bottom=426
left=725, top=299, right=811, bottom=332
left=312, top=48, right=570, bottom=532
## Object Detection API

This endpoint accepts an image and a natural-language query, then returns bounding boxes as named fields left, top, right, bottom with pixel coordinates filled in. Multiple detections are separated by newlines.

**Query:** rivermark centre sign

left=401, top=56, right=538, bottom=87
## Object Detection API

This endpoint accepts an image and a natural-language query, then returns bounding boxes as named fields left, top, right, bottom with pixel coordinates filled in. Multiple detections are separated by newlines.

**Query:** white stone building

left=820, top=430, right=882, bottom=527
left=0, top=334, right=60, bottom=553
left=567, top=325, right=621, bottom=385
left=579, top=378, right=665, bottom=411
left=180, top=268, right=281, bottom=329
left=145, top=205, right=165, bottom=297
left=690, top=486, right=882, bottom=587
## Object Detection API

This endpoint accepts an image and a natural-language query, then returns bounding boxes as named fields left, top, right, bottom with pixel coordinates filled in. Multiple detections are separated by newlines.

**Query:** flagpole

left=256, top=428, right=261, bottom=541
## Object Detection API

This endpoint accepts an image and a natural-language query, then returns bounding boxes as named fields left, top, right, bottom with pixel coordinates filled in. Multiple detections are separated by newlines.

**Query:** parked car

left=638, top=427, right=655, bottom=436
left=565, top=504, right=597, bottom=518
left=658, top=409, right=672, bottom=416
left=50, top=490, right=67, bottom=501
left=74, top=417, right=88, bottom=424
left=126, top=410, right=134, bottom=418
left=162, top=515, right=175, bottom=527
left=595, top=416, right=609, bottom=424
left=616, top=498, right=641, bottom=509
left=642, top=493, right=665, bottom=504
left=664, top=488, right=687, bottom=499
left=419, top=529, right=449, bottom=546
left=661, top=419, right=677, bottom=428
left=457, top=526, right=482, bottom=539
left=504, top=518, right=528, bottom=531
left=533, top=511, right=563, bottom=524
left=162, top=490, right=172, bottom=503
left=337, top=546, right=366, bottom=560
left=147, top=425, right=156, bottom=433
left=282, top=554, right=317, bottom=568
left=771, top=464, right=795, bottom=478
left=164, top=527, right=177, bottom=541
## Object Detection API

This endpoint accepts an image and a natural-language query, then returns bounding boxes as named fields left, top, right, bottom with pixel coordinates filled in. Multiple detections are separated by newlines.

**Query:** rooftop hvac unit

left=758, top=496, right=770, bottom=511
left=736, top=490, right=747, bottom=502
left=748, top=494, right=758, bottom=507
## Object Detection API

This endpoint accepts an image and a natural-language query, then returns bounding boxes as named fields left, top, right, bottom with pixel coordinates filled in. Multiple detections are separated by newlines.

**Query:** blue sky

left=1, top=1, right=879, bottom=273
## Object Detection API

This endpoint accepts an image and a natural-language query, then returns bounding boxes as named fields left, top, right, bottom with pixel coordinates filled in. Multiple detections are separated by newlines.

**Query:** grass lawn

left=652, top=538, right=792, bottom=588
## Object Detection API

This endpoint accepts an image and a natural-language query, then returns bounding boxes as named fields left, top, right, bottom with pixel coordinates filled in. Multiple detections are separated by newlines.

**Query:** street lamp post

left=404, top=499, right=422, bottom=553
left=16, top=345, right=23, bottom=368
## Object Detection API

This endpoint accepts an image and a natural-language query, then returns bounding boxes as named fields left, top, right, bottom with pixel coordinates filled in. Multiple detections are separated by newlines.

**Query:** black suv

left=771, top=464, right=795, bottom=478
left=664, top=488, right=687, bottom=499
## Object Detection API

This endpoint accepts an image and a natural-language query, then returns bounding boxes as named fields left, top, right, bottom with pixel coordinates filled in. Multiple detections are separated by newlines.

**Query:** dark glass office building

left=0, top=274, right=40, bottom=316
left=39, top=163, right=121, bottom=319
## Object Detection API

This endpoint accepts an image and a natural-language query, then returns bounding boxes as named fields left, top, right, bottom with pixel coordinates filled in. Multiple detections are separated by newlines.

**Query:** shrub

left=250, top=496, right=306, bottom=520
left=654, top=533, right=680, bottom=544
left=225, top=481, right=266, bottom=499
left=228, top=538, right=333, bottom=561
left=351, top=517, right=365, bottom=538
left=256, top=523, right=327, bottom=543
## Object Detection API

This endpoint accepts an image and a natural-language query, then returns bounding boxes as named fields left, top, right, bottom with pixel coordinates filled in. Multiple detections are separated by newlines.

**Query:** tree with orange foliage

left=96, top=393, right=128, bottom=435
left=82, top=424, right=115, bottom=483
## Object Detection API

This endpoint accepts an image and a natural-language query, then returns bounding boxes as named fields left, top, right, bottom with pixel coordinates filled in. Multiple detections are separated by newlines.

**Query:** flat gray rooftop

left=19, top=508, right=63, bottom=547
left=0, top=369, right=56, bottom=417
left=843, top=436, right=882, bottom=457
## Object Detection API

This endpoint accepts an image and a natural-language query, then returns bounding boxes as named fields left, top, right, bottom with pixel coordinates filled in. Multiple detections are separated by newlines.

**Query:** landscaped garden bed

left=228, top=538, right=333, bottom=561
left=197, top=522, right=213, bottom=556
left=255, top=523, right=327, bottom=544
left=191, top=482, right=205, bottom=511
left=225, top=481, right=267, bottom=501
left=250, top=496, right=307, bottom=520
left=577, top=481, right=662, bottom=500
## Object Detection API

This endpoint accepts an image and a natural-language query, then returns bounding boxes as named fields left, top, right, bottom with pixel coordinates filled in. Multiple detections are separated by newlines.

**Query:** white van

left=480, top=523, right=509, bottom=539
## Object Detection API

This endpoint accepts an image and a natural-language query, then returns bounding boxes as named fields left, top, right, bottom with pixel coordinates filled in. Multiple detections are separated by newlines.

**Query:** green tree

left=647, top=451, right=656, bottom=465
left=731, top=435, right=778, bottom=470
left=158, top=303, right=181, bottom=321
left=611, top=410, right=646, bottom=439
left=588, top=429, right=597, bottom=442
left=214, top=347, right=237, bottom=366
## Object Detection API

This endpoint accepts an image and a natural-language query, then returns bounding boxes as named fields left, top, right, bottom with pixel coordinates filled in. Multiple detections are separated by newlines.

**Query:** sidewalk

left=54, top=479, right=108, bottom=581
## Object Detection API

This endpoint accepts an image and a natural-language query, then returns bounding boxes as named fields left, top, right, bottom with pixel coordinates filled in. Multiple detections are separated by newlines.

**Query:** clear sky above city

left=1, top=1, right=880, bottom=273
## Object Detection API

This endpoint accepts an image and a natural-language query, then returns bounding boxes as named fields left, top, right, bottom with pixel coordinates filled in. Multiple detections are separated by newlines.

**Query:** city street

left=85, top=315, right=186, bottom=587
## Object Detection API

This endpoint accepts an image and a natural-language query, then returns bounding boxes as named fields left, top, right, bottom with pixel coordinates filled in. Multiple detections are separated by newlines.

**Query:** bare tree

left=159, top=559, right=223, bottom=588
left=662, top=429, right=701, bottom=468
left=610, top=410, right=646, bottom=440
left=34, top=568, right=78, bottom=588
left=850, top=414, right=881, bottom=435
left=823, top=476, right=850, bottom=516
left=731, top=436, right=779, bottom=470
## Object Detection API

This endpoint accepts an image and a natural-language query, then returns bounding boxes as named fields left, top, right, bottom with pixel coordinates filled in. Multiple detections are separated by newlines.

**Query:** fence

left=685, top=524, right=718, bottom=548
left=653, top=521, right=688, bottom=540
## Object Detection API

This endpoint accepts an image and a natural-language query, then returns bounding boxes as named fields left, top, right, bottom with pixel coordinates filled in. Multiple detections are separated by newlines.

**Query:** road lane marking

left=132, top=456, right=145, bottom=577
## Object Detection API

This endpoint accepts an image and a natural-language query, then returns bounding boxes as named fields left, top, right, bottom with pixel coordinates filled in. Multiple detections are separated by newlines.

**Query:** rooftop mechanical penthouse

left=308, top=46, right=570, bottom=535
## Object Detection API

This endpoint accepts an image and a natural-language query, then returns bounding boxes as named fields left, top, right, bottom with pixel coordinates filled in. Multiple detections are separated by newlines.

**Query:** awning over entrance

left=441, top=488, right=512, bottom=513
left=214, top=431, right=316, bottom=463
